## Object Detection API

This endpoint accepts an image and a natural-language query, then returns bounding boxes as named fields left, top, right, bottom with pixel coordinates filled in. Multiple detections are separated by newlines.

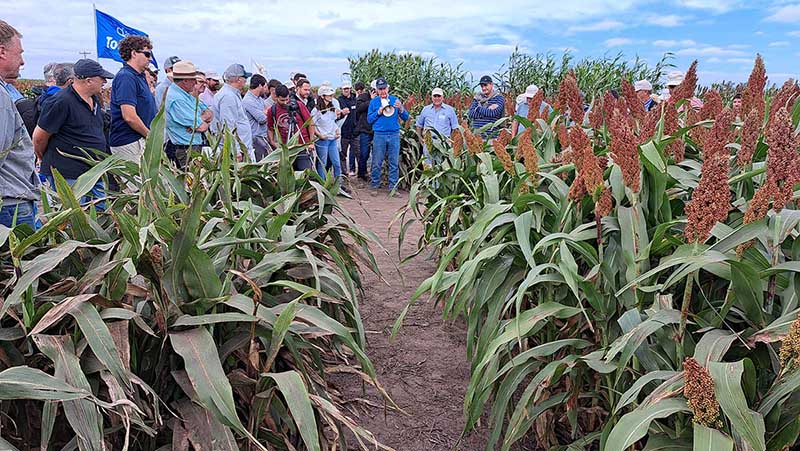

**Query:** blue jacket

left=367, top=95, right=409, bottom=134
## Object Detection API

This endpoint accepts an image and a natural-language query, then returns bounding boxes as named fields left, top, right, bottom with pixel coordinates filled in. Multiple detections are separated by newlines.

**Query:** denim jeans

left=315, top=138, right=342, bottom=183
left=0, top=200, right=37, bottom=229
left=46, top=176, right=105, bottom=210
left=340, top=136, right=359, bottom=173
left=358, top=133, right=372, bottom=178
left=371, top=132, right=400, bottom=190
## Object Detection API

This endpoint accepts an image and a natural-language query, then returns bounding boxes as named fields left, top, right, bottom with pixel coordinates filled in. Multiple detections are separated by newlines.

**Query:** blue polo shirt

left=37, top=85, right=107, bottom=179
left=110, top=64, right=156, bottom=147
left=165, top=84, right=209, bottom=146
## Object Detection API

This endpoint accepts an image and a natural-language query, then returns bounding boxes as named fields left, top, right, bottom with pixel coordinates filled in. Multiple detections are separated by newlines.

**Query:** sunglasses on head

left=137, top=50, right=152, bottom=58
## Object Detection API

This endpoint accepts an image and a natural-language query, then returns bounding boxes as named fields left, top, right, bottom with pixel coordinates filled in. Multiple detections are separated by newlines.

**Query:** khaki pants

left=111, top=138, right=146, bottom=164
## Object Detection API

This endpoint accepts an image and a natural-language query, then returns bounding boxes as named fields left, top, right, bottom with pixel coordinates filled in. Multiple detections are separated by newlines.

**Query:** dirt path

left=336, top=184, right=486, bottom=451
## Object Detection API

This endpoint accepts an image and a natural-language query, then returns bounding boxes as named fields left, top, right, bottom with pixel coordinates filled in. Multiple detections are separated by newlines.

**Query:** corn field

left=0, top=110, right=392, bottom=450
left=393, top=55, right=800, bottom=450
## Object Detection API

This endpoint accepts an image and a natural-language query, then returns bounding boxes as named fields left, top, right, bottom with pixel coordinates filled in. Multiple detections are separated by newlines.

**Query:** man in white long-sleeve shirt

left=242, top=74, right=270, bottom=160
left=212, top=63, right=255, bottom=161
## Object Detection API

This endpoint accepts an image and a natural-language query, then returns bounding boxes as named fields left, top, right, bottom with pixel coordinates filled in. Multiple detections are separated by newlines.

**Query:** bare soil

left=336, top=182, right=486, bottom=451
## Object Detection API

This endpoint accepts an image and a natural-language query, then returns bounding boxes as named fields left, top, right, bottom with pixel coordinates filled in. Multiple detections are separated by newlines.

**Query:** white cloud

left=567, top=20, right=625, bottom=34
left=770, top=41, right=791, bottom=46
left=726, top=58, right=755, bottom=64
left=645, top=14, right=684, bottom=27
left=789, top=30, right=800, bottom=36
left=755, top=30, right=765, bottom=35
left=675, top=46, right=747, bottom=56
left=467, top=44, right=526, bottom=54
left=765, top=4, right=800, bottom=22
left=604, top=38, right=634, bottom=47
left=708, top=57, right=722, bottom=63
left=676, top=0, right=740, bottom=13
left=653, top=39, right=697, bottom=47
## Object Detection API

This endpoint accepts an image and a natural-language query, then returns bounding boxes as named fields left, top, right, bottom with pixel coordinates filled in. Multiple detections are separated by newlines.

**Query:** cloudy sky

left=6, top=0, right=800, bottom=88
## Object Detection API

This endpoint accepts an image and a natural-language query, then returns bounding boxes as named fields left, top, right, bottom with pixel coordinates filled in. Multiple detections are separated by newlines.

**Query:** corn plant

left=394, top=57, right=800, bottom=451
left=0, top=109, right=392, bottom=450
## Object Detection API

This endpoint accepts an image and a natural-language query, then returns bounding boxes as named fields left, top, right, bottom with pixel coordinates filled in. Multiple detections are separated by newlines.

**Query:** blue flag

left=95, top=9, right=157, bottom=68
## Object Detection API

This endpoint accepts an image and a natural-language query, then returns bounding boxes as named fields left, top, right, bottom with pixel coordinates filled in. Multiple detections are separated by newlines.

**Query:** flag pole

left=92, top=4, right=98, bottom=60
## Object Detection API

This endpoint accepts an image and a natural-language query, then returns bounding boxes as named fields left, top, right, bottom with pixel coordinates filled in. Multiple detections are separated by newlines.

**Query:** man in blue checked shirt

left=164, top=61, right=213, bottom=169
left=415, top=87, right=459, bottom=166
left=469, top=75, right=505, bottom=138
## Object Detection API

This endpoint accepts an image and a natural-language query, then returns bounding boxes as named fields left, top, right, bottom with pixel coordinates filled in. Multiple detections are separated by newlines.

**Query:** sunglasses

left=432, top=94, right=443, bottom=98
left=137, top=50, right=152, bottom=58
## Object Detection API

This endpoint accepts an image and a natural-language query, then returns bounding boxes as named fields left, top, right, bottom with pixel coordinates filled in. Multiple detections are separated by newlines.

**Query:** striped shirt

left=468, top=92, right=505, bottom=138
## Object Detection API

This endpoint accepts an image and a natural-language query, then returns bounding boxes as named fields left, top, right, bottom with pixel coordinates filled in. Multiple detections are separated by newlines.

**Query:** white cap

left=431, top=87, right=444, bottom=96
left=523, top=84, right=540, bottom=98
left=341, top=81, right=352, bottom=89
left=666, top=71, right=684, bottom=87
left=205, top=71, right=221, bottom=81
left=370, top=79, right=377, bottom=90
left=284, top=79, right=295, bottom=89
left=634, top=80, right=652, bottom=91
left=318, top=85, right=335, bottom=96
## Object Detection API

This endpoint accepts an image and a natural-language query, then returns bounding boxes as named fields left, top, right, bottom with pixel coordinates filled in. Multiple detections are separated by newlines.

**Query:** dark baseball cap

left=375, top=77, right=389, bottom=89
left=479, top=75, right=493, bottom=85
left=164, top=56, right=181, bottom=70
left=224, top=63, right=253, bottom=79
left=74, top=59, right=115, bottom=79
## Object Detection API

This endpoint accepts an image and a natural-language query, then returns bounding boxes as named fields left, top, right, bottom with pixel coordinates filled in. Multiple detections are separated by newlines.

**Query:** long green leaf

left=265, top=371, right=320, bottom=451
left=708, top=361, right=766, bottom=451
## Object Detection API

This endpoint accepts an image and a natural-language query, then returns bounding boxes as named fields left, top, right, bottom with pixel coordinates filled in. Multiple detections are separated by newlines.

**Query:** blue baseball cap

left=74, top=59, right=115, bottom=79
left=375, top=77, right=389, bottom=89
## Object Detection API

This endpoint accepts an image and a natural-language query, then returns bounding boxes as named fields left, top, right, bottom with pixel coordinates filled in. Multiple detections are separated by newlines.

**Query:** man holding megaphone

left=366, top=77, right=408, bottom=195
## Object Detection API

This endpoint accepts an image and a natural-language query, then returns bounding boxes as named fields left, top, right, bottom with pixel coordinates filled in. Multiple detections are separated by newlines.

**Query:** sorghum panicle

left=609, top=108, right=641, bottom=193
left=557, top=72, right=584, bottom=125
left=527, top=90, right=545, bottom=123
left=452, top=130, right=464, bottom=157
left=595, top=187, right=613, bottom=217
left=424, top=130, right=433, bottom=152
left=639, top=107, right=659, bottom=145
left=684, top=150, right=731, bottom=243
left=702, top=108, right=734, bottom=162
left=493, top=129, right=514, bottom=174
left=519, top=128, right=539, bottom=183
left=504, top=92, right=516, bottom=118
left=768, top=79, right=800, bottom=128
left=683, top=358, right=723, bottom=428
left=603, top=91, right=617, bottom=123
left=664, top=103, right=685, bottom=162
left=622, top=79, right=645, bottom=121
left=742, top=55, right=767, bottom=118
left=589, top=97, right=604, bottom=130
left=764, top=107, right=800, bottom=211
left=737, top=108, right=762, bottom=169
left=779, top=313, right=800, bottom=370
left=557, top=122, right=571, bottom=151
left=671, top=61, right=699, bottom=103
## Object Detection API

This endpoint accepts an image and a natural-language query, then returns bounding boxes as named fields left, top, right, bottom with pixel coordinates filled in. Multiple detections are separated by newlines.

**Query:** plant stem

left=677, top=270, right=696, bottom=362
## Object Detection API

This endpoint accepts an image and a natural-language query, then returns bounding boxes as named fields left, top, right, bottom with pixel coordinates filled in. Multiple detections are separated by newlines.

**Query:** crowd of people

left=1, top=18, right=693, bottom=230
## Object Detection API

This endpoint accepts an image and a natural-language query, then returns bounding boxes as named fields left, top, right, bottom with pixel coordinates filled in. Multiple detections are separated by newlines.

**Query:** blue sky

left=5, top=0, right=800, bottom=88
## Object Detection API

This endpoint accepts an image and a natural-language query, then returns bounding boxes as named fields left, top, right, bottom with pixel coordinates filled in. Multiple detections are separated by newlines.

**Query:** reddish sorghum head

left=505, top=92, right=516, bottom=117
left=622, top=79, right=645, bottom=121
left=557, top=121, right=571, bottom=151
left=609, top=108, right=641, bottom=193
left=683, top=358, right=722, bottom=428
left=494, top=129, right=515, bottom=174
left=404, top=94, right=417, bottom=112
left=639, top=106, right=660, bottom=145
left=779, top=313, right=800, bottom=370
left=589, top=96, right=605, bottom=130
left=702, top=107, right=734, bottom=161
left=684, top=150, right=731, bottom=243
left=603, top=91, right=617, bottom=123
left=663, top=103, right=685, bottom=162
left=528, top=89, right=545, bottom=123
left=557, top=71, right=584, bottom=125
left=768, top=79, right=800, bottom=128
left=595, top=187, right=613, bottom=217
left=742, top=55, right=767, bottom=118
left=671, top=61, right=699, bottom=103
left=452, top=130, right=464, bottom=157
left=700, top=91, right=723, bottom=122
left=737, top=108, right=762, bottom=169
left=764, top=107, right=800, bottom=211
left=519, top=128, right=539, bottom=185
